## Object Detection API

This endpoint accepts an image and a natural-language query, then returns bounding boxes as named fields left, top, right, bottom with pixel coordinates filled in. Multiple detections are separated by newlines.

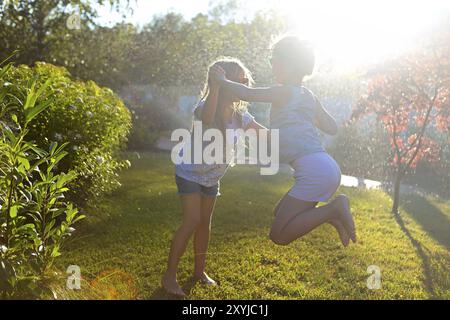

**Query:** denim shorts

left=175, top=175, right=220, bottom=197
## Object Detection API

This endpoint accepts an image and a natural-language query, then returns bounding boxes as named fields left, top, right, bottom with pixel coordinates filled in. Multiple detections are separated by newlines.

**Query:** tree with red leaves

left=354, top=30, right=450, bottom=214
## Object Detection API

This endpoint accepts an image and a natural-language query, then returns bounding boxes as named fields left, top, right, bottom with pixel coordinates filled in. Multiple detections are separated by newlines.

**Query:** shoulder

left=300, top=86, right=318, bottom=101
left=292, top=86, right=318, bottom=108
left=269, top=85, right=296, bottom=107
left=272, top=84, right=294, bottom=98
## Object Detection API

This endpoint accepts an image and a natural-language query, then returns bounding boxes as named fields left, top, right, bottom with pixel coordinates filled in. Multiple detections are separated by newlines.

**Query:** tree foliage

left=354, top=27, right=450, bottom=212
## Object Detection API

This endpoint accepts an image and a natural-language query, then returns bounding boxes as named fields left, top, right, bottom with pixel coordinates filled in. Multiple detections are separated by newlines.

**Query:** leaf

left=18, top=156, right=30, bottom=171
left=25, top=142, right=47, bottom=157
left=73, top=214, right=85, bottom=224
left=51, top=246, right=61, bottom=258
left=49, top=141, right=58, bottom=156
left=56, top=171, right=76, bottom=188
left=0, top=50, right=19, bottom=67
left=44, top=220, right=56, bottom=237
left=24, top=97, right=53, bottom=123
left=0, top=62, right=13, bottom=79
left=9, top=205, right=18, bottom=218
left=56, top=142, right=69, bottom=154
left=23, top=80, right=37, bottom=111
left=17, top=223, right=36, bottom=232
left=2, top=126, right=17, bottom=144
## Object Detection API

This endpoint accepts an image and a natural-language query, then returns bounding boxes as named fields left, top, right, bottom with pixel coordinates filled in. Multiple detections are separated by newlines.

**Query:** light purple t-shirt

left=175, top=101, right=255, bottom=187
left=270, top=86, right=325, bottom=163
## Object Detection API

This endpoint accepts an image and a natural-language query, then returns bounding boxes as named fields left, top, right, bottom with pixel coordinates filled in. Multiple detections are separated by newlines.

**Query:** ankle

left=164, top=270, right=177, bottom=279
left=194, top=271, right=206, bottom=278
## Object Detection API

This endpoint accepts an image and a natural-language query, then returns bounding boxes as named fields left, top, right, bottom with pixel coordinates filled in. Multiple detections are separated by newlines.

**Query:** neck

left=279, top=75, right=303, bottom=86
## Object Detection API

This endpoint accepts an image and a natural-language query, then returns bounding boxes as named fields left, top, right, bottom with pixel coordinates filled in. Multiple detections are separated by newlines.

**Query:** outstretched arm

left=314, top=98, right=338, bottom=135
left=210, top=65, right=290, bottom=105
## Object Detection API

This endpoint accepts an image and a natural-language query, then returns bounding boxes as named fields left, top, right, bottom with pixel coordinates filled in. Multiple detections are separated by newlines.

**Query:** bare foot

left=329, top=218, right=350, bottom=247
left=333, top=195, right=356, bottom=243
left=162, top=273, right=186, bottom=297
left=194, top=272, right=217, bottom=286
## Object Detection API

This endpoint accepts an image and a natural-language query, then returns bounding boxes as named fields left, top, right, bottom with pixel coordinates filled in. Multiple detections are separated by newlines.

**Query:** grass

left=54, top=151, right=450, bottom=299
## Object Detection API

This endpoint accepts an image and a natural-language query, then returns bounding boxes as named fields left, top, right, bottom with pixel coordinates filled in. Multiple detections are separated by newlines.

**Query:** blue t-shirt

left=270, top=86, right=325, bottom=164
left=175, top=101, right=255, bottom=187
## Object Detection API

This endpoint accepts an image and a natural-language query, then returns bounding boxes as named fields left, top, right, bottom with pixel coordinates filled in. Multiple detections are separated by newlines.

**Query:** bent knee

left=269, top=231, right=291, bottom=246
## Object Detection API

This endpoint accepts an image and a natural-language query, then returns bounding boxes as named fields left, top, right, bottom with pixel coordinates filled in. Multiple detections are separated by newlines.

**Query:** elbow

left=329, top=125, right=338, bottom=136
left=326, top=119, right=338, bottom=135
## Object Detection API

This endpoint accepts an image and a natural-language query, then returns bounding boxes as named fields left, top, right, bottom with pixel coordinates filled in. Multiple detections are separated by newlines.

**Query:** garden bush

left=0, top=61, right=132, bottom=206
left=0, top=58, right=84, bottom=298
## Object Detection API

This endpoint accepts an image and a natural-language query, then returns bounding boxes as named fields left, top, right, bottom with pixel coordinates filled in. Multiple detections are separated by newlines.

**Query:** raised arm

left=198, top=67, right=221, bottom=125
left=210, top=65, right=290, bottom=105
left=314, top=98, right=338, bottom=136
left=200, top=85, right=219, bottom=125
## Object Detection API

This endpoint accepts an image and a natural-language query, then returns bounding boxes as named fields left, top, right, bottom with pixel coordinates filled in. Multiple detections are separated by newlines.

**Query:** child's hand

left=209, top=65, right=227, bottom=85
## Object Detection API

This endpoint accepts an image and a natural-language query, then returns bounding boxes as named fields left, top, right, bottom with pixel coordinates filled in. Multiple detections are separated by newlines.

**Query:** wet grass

left=54, top=151, right=449, bottom=299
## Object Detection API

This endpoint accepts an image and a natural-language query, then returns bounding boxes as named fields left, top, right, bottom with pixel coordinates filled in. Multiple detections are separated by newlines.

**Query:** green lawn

left=54, top=152, right=450, bottom=299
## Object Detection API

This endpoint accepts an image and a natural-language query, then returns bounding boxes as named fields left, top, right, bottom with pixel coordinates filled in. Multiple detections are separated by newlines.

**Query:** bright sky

left=95, top=0, right=450, bottom=71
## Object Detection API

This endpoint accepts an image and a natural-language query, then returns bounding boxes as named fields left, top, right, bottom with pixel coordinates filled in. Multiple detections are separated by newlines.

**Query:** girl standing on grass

left=162, top=58, right=267, bottom=297
left=210, top=35, right=356, bottom=248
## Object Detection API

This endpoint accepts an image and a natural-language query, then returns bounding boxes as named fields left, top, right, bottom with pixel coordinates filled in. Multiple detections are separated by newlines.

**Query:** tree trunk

left=392, top=169, right=404, bottom=215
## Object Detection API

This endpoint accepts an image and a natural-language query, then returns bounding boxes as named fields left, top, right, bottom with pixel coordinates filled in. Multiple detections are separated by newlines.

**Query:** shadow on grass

left=401, top=195, right=450, bottom=250
left=392, top=194, right=450, bottom=299
left=392, top=212, right=436, bottom=298
left=149, top=276, right=197, bottom=300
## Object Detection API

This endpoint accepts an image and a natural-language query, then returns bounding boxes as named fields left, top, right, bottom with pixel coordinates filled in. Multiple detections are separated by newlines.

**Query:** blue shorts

left=175, top=175, right=220, bottom=197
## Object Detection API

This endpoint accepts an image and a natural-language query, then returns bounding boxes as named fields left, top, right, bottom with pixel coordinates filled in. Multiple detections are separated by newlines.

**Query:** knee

left=269, top=230, right=291, bottom=246
left=182, top=216, right=202, bottom=232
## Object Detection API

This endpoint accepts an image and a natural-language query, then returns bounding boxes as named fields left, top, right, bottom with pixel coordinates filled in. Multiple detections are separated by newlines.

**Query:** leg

left=329, top=218, right=350, bottom=247
left=193, top=195, right=217, bottom=284
left=270, top=194, right=355, bottom=245
left=272, top=192, right=289, bottom=216
left=162, top=194, right=202, bottom=296
left=276, top=191, right=350, bottom=246
left=269, top=194, right=317, bottom=244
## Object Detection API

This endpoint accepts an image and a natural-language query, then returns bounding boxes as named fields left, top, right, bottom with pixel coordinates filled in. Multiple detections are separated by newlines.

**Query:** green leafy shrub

left=0, top=60, right=84, bottom=298
left=0, top=61, right=132, bottom=206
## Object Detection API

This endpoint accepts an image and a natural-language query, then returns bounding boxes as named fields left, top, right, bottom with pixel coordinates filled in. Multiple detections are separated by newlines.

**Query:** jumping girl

left=210, top=36, right=356, bottom=249
left=162, top=58, right=266, bottom=297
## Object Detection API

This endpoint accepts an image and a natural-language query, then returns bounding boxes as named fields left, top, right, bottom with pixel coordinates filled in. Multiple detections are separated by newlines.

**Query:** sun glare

left=95, top=0, right=450, bottom=72
left=272, top=0, right=449, bottom=71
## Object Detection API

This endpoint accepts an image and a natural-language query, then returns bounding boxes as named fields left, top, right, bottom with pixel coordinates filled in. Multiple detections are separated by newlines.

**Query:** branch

left=401, top=76, right=442, bottom=158
left=404, top=87, right=439, bottom=170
